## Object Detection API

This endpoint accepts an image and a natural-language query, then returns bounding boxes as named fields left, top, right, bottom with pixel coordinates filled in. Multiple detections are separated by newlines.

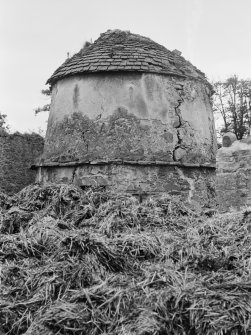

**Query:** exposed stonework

left=37, top=163, right=216, bottom=206
left=35, top=30, right=217, bottom=205
left=216, top=135, right=251, bottom=211
left=0, top=133, right=44, bottom=194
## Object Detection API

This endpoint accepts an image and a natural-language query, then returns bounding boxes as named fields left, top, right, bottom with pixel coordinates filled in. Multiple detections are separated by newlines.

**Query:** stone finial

left=222, top=132, right=237, bottom=147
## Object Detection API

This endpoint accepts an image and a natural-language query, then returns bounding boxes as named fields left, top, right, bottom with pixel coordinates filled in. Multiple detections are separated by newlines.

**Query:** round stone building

left=36, top=29, right=217, bottom=204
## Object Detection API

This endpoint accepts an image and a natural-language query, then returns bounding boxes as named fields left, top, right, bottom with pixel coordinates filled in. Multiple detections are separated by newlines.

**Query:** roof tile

left=47, top=29, right=207, bottom=85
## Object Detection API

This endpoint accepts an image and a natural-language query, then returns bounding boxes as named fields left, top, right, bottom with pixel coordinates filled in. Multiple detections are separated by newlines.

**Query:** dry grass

left=0, top=183, right=251, bottom=335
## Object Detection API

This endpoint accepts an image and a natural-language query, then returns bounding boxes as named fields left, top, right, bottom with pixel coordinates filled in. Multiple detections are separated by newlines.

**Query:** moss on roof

left=47, top=29, right=207, bottom=85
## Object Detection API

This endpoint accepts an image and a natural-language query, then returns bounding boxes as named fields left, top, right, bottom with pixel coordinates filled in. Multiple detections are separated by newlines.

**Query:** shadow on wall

left=0, top=132, right=44, bottom=195
left=216, top=132, right=251, bottom=212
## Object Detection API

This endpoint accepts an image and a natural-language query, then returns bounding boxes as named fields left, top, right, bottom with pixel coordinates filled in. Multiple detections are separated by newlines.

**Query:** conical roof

left=47, top=29, right=207, bottom=85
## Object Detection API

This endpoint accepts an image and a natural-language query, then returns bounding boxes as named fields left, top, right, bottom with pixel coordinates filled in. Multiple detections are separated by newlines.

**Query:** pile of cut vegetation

left=0, top=183, right=251, bottom=335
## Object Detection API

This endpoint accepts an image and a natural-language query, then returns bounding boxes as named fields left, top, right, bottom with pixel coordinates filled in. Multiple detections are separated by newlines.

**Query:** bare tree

left=213, top=75, right=251, bottom=139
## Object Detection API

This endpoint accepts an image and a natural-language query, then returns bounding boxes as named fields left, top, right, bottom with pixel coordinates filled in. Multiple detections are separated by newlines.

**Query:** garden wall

left=0, top=132, right=44, bottom=194
left=216, top=133, right=251, bottom=211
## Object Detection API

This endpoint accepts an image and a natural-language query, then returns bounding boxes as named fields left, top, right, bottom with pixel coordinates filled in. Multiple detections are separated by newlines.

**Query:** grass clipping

left=0, top=183, right=251, bottom=335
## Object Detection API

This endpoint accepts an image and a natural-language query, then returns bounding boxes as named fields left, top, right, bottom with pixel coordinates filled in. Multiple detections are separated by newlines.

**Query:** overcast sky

left=1, top=0, right=251, bottom=133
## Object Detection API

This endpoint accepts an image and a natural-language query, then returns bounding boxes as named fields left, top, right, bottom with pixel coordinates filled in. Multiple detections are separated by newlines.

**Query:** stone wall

left=0, top=133, right=44, bottom=194
left=36, top=163, right=216, bottom=206
left=216, top=134, right=251, bottom=211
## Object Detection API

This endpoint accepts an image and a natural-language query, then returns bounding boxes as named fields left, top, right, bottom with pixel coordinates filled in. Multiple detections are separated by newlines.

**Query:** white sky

left=1, top=0, right=251, bottom=133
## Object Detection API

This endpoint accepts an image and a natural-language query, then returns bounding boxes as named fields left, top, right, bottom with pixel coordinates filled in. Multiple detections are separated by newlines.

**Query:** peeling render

left=37, top=71, right=216, bottom=205
left=175, top=167, right=195, bottom=203
left=43, top=73, right=216, bottom=166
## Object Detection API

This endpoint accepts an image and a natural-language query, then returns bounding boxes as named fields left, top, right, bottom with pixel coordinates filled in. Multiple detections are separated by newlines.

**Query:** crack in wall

left=71, top=166, right=77, bottom=183
left=172, top=85, right=200, bottom=162
left=81, top=132, right=89, bottom=153
left=172, top=88, right=184, bottom=161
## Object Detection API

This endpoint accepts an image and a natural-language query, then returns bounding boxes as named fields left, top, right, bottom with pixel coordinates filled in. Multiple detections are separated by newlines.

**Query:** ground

left=0, top=184, right=251, bottom=335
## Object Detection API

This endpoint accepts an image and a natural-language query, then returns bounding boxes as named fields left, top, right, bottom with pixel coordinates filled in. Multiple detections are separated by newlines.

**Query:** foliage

left=34, top=88, right=51, bottom=115
left=0, top=112, right=9, bottom=132
left=82, top=41, right=92, bottom=51
left=41, top=89, right=51, bottom=96
left=213, top=75, right=251, bottom=139
left=34, top=103, right=50, bottom=115
left=1, top=184, right=251, bottom=334
left=34, top=40, right=92, bottom=116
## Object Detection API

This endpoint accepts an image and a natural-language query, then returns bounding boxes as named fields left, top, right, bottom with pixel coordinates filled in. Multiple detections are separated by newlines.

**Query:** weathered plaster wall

left=0, top=133, right=44, bottom=194
left=36, top=72, right=216, bottom=204
left=37, top=163, right=216, bottom=206
left=43, top=72, right=216, bottom=166
left=216, top=139, right=251, bottom=211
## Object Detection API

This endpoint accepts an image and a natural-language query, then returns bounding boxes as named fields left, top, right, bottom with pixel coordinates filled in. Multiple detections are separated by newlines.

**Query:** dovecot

left=34, top=30, right=217, bottom=205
